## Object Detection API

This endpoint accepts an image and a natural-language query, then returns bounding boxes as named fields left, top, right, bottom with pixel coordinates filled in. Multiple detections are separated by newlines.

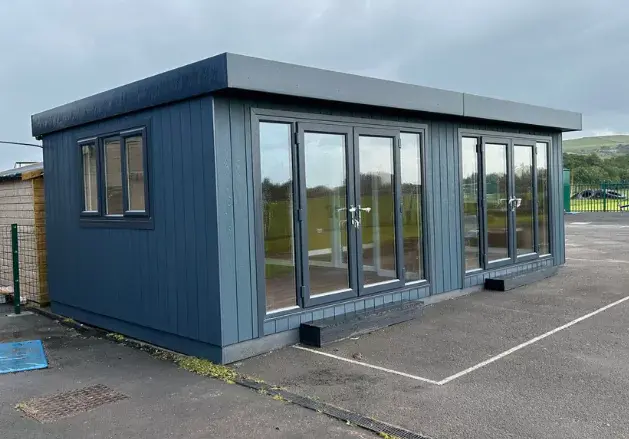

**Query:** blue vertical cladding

left=213, top=97, right=258, bottom=346
left=213, top=94, right=564, bottom=344
left=42, top=96, right=222, bottom=347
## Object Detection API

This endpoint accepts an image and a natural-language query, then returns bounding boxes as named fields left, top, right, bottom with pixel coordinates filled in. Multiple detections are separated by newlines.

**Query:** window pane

left=125, top=135, right=145, bottom=212
left=514, top=145, right=534, bottom=255
left=462, top=137, right=481, bottom=270
left=104, top=137, right=123, bottom=215
left=485, top=143, right=509, bottom=262
left=400, top=133, right=424, bottom=281
left=304, top=132, right=350, bottom=296
left=359, top=135, right=397, bottom=285
left=536, top=142, right=550, bottom=255
left=81, top=143, right=98, bottom=212
left=260, top=122, right=296, bottom=312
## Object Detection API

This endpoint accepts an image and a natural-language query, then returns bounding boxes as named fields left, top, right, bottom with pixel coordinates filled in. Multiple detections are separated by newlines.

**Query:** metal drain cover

left=17, top=384, right=128, bottom=423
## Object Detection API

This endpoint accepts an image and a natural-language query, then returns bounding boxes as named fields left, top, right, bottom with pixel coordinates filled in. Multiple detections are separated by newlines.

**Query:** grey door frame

left=353, top=127, right=405, bottom=296
left=297, top=122, right=360, bottom=308
left=252, top=107, right=431, bottom=323
left=512, top=139, right=539, bottom=263
left=459, top=129, right=550, bottom=276
left=482, top=136, right=517, bottom=270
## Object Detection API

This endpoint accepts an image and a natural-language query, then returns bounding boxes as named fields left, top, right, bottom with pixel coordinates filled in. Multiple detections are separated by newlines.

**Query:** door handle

left=508, top=198, right=520, bottom=211
left=348, top=206, right=360, bottom=229
left=355, top=205, right=372, bottom=228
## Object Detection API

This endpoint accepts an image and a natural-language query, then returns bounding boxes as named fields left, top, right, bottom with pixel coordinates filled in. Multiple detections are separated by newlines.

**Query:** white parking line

left=567, top=223, right=629, bottom=229
left=567, top=257, right=629, bottom=264
left=437, top=294, right=629, bottom=384
left=292, top=345, right=440, bottom=385
left=295, top=294, right=629, bottom=386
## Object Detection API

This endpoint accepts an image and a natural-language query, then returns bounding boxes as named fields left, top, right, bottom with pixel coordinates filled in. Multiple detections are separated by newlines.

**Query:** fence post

left=11, top=224, right=21, bottom=315
left=563, top=169, right=571, bottom=213
left=602, top=181, right=608, bottom=212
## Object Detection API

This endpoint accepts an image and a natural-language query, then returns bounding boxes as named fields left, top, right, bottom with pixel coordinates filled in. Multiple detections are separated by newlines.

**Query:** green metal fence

left=569, top=181, right=629, bottom=212
left=0, top=224, right=47, bottom=314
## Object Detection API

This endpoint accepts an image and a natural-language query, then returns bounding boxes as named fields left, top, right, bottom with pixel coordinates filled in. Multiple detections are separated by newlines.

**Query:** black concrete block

left=299, top=300, right=424, bottom=347
left=484, top=266, right=558, bottom=292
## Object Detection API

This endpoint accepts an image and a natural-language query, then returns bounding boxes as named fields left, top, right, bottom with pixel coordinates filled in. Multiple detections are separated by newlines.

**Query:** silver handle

left=354, top=205, right=372, bottom=228
left=348, top=205, right=360, bottom=229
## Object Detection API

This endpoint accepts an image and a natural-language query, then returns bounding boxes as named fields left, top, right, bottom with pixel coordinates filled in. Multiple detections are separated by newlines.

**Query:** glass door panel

left=513, top=144, right=535, bottom=256
left=461, top=137, right=481, bottom=271
left=536, top=142, right=550, bottom=255
left=356, top=134, right=399, bottom=288
left=259, top=122, right=297, bottom=313
left=400, top=132, right=425, bottom=281
left=484, top=142, right=511, bottom=264
left=299, top=125, right=358, bottom=305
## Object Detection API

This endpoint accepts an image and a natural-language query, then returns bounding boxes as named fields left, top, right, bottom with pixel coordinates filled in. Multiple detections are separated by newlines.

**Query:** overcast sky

left=1, top=0, right=627, bottom=171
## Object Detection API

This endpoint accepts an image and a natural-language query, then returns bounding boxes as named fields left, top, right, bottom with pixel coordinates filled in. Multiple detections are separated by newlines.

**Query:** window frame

left=251, top=107, right=430, bottom=323
left=78, top=138, right=100, bottom=217
left=121, top=128, right=150, bottom=217
left=78, top=125, right=152, bottom=229
left=102, top=135, right=125, bottom=217
left=535, top=141, right=552, bottom=256
left=399, top=130, right=428, bottom=286
left=458, top=129, right=553, bottom=279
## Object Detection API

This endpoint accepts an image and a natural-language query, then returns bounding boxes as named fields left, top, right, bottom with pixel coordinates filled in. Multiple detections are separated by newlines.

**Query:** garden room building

left=31, top=53, right=582, bottom=363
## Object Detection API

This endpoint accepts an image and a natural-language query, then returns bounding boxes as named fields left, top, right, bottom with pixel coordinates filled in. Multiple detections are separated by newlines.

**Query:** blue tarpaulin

left=0, top=340, right=48, bottom=374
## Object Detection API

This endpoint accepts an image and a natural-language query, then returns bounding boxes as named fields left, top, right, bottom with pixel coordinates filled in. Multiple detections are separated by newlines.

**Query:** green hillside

left=563, top=135, right=629, bottom=155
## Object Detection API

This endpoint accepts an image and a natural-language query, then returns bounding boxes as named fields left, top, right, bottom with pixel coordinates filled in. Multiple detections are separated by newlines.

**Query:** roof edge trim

left=31, top=52, right=582, bottom=137
left=31, top=54, right=228, bottom=137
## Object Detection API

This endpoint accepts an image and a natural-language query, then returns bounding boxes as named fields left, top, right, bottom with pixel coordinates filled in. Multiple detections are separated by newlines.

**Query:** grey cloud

left=1, top=0, right=626, bottom=168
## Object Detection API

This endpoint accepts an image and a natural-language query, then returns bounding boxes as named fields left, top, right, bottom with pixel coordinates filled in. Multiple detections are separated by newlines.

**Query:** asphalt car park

left=237, top=214, right=629, bottom=438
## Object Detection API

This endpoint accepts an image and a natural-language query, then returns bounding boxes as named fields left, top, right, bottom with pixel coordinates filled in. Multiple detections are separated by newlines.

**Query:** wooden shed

left=0, top=162, right=48, bottom=305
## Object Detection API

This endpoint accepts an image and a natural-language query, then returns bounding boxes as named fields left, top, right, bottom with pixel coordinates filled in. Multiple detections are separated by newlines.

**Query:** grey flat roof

left=32, top=52, right=582, bottom=137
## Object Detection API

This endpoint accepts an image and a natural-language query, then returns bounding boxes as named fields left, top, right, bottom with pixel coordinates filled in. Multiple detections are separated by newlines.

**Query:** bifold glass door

left=259, top=117, right=426, bottom=314
left=463, top=135, right=547, bottom=273
left=297, top=124, right=404, bottom=306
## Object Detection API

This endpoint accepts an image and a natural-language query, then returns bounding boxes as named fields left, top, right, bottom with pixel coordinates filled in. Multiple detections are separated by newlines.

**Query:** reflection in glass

left=359, top=136, right=397, bottom=285
left=104, top=137, right=123, bottom=215
left=81, top=143, right=98, bottom=212
left=304, top=132, right=350, bottom=296
left=125, top=135, right=146, bottom=212
left=260, top=122, right=296, bottom=312
left=400, top=133, right=424, bottom=280
left=485, top=143, right=509, bottom=261
left=514, top=145, right=534, bottom=255
left=537, top=142, right=550, bottom=255
left=462, top=137, right=481, bottom=270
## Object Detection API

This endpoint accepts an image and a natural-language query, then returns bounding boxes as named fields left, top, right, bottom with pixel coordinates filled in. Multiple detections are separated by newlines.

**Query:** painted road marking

left=292, top=345, right=440, bottom=385
left=566, top=257, right=629, bottom=264
left=567, top=223, right=629, bottom=228
left=437, top=294, right=629, bottom=384
left=296, top=294, right=629, bottom=386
